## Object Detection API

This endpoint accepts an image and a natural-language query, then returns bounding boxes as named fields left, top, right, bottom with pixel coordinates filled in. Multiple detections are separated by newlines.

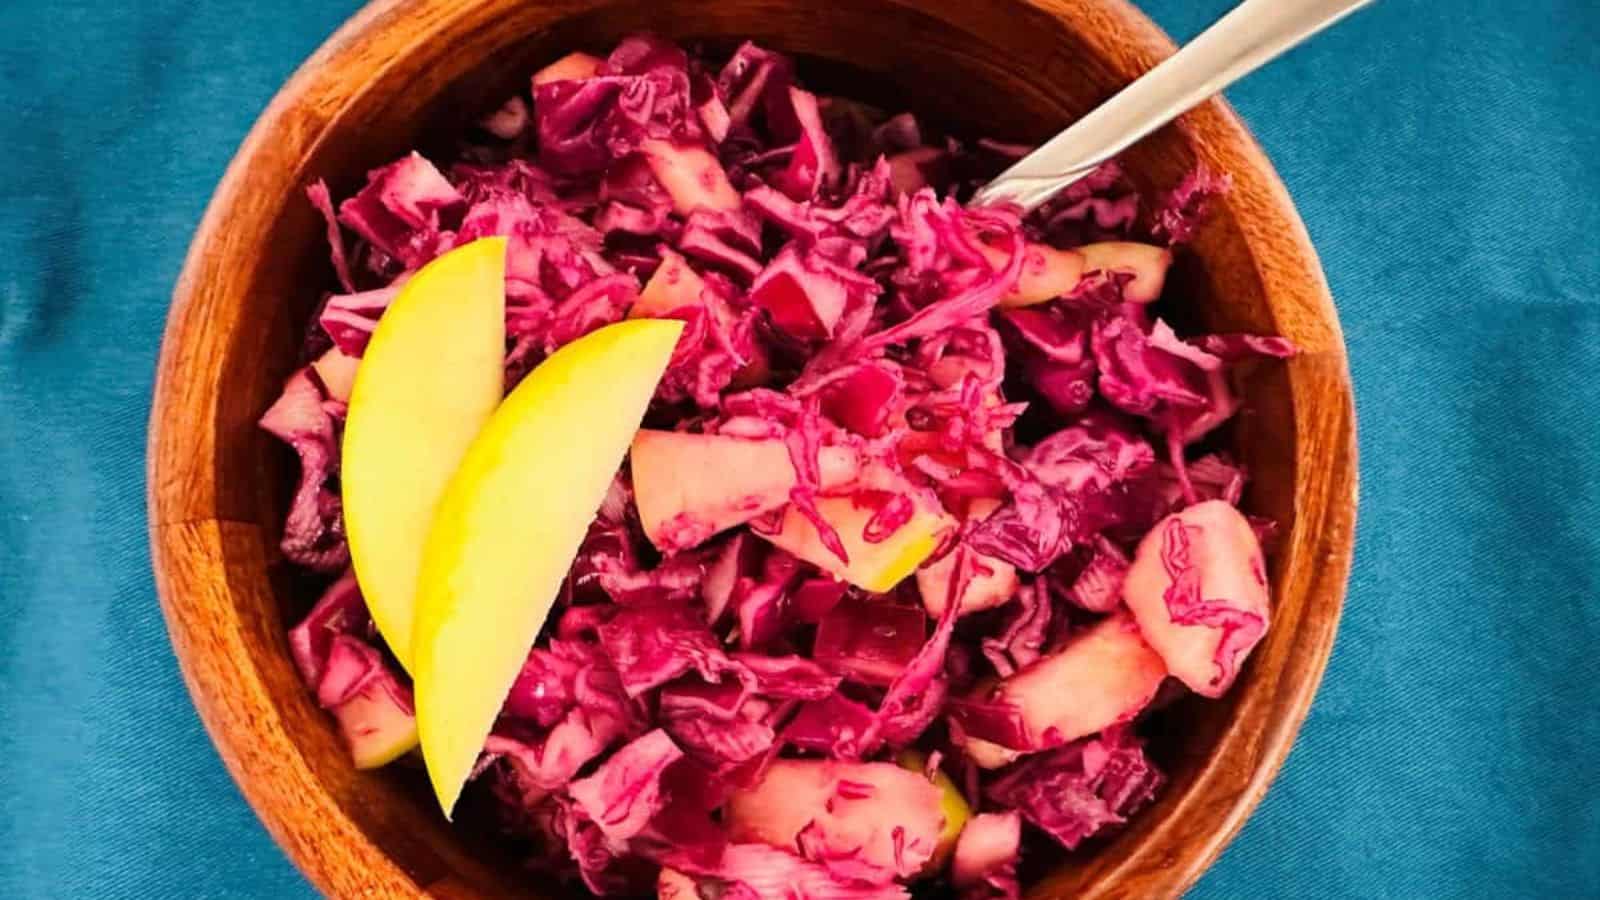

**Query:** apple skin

left=412, top=318, right=684, bottom=817
left=630, top=429, right=861, bottom=552
left=898, top=750, right=972, bottom=874
left=311, top=346, right=360, bottom=404
left=757, top=493, right=951, bottom=594
left=334, top=677, right=418, bottom=770
left=988, top=240, right=1172, bottom=308
left=343, top=236, right=507, bottom=672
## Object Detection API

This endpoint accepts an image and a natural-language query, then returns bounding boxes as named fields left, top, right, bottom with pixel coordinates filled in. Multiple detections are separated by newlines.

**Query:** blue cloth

left=1, top=0, right=1596, bottom=896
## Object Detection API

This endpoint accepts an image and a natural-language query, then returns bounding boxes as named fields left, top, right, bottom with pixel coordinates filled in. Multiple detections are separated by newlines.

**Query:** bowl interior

left=151, top=0, right=1353, bottom=897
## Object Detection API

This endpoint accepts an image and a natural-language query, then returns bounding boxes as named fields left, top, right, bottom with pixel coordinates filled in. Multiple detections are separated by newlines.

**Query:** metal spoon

left=971, top=0, right=1374, bottom=211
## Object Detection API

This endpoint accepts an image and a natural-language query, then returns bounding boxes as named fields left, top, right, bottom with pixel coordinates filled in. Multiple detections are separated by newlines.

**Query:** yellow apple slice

left=310, top=346, right=360, bottom=404
left=342, top=237, right=507, bottom=673
left=897, top=751, right=972, bottom=873
left=758, top=492, right=952, bottom=594
left=333, top=679, right=418, bottom=770
left=412, top=318, right=684, bottom=817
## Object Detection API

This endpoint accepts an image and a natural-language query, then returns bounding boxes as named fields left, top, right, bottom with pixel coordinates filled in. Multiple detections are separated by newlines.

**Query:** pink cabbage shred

left=264, top=34, right=1297, bottom=899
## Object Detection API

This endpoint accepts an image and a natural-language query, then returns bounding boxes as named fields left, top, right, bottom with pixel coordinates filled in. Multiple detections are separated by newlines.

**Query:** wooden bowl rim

left=148, top=0, right=1358, bottom=896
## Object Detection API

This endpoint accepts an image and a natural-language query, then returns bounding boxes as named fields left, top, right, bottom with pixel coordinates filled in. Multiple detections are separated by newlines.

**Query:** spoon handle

left=970, top=0, right=1374, bottom=211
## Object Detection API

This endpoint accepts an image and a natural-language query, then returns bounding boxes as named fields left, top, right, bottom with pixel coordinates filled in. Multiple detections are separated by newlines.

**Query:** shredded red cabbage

left=267, top=34, right=1298, bottom=897
left=950, top=811, right=1021, bottom=900
left=259, top=368, right=347, bottom=571
left=984, top=728, right=1164, bottom=851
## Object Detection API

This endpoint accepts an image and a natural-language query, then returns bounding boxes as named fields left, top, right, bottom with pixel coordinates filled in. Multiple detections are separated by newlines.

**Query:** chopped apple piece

left=989, top=240, right=1172, bottom=308
left=951, top=812, right=1022, bottom=890
left=631, top=249, right=705, bottom=318
left=963, top=735, right=1022, bottom=770
left=310, top=346, right=360, bottom=404
left=757, top=492, right=952, bottom=593
left=955, top=612, right=1166, bottom=751
left=991, top=242, right=1085, bottom=307
left=631, top=430, right=861, bottom=552
left=1078, top=241, right=1172, bottom=303
left=726, top=759, right=946, bottom=879
left=898, top=751, right=971, bottom=872
left=657, top=868, right=699, bottom=900
left=639, top=138, right=741, bottom=215
left=315, top=634, right=417, bottom=769
left=343, top=237, right=506, bottom=671
left=1122, top=499, right=1269, bottom=697
left=532, top=51, right=602, bottom=86
left=333, top=676, right=418, bottom=770
left=918, top=547, right=1017, bottom=619
left=917, top=498, right=1017, bottom=619
left=412, top=319, right=684, bottom=817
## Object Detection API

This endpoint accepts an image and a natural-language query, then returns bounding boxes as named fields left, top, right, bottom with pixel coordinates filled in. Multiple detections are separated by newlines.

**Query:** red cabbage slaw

left=263, top=34, right=1296, bottom=900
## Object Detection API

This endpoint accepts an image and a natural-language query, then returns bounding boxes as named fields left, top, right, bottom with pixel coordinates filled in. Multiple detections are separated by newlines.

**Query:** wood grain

left=147, top=0, right=1358, bottom=897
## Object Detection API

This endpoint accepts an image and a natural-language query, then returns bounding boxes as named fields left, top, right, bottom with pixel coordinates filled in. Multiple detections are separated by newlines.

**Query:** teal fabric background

left=1, top=0, right=1596, bottom=896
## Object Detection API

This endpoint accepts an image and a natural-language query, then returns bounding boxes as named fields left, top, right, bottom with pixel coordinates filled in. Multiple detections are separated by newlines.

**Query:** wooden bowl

left=148, top=0, right=1357, bottom=896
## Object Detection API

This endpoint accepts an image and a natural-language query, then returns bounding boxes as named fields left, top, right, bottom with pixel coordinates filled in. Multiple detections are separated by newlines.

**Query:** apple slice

left=988, top=240, right=1172, bottom=308
left=658, top=868, right=699, bottom=899
left=332, top=677, right=418, bottom=770
left=725, top=759, right=947, bottom=879
left=311, top=346, right=360, bottom=404
left=631, top=249, right=705, bottom=318
left=917, top=547, right=1017, bottom=619
left=917, top=498, right=1018, bottom=619
left=343, top=236, right=506, bottom=671
left=1122, top=500, right=1269, bottom=697
left=639, top=138, right=741, bottom=215
left=897, top=751, right=972, bottom=873
left=758, top=493, right=951, bottom=593
left=954, top=612, right=1166, bottom=752
left=532, top=51, right=602, bottom=86
left=631, top=429, right=860, bottom=552
left=990, top=241, right=1085, bottom=307
left=412, top=318, right=684, bottom=816
left=1078, top=241, right=1172, bottom=303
